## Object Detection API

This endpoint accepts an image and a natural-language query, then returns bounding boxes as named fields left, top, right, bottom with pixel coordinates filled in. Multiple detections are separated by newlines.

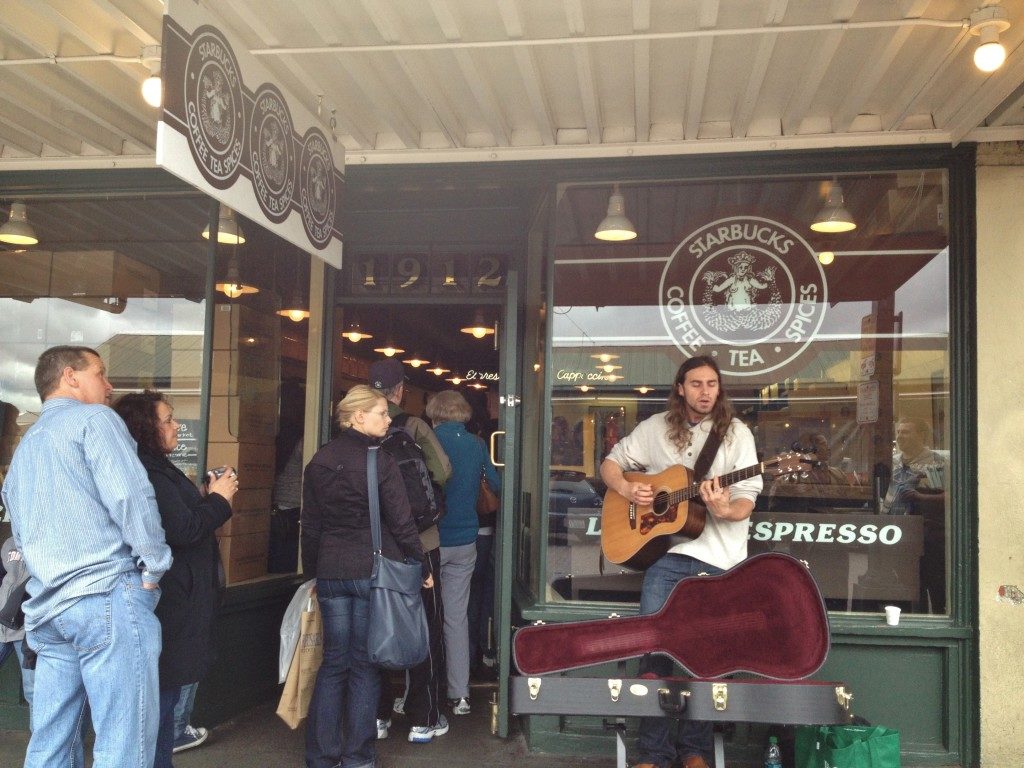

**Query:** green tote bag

left=795, top=724, right=901, bottom=768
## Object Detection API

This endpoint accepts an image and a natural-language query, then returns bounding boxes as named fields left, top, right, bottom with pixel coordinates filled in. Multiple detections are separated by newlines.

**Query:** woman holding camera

left=114, top=390, right=237, bottom=768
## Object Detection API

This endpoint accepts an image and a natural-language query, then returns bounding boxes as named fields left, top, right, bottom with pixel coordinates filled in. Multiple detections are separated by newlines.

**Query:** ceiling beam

left=685, top=0, right=719, bottom=140
left=0, top=119, right=44, bottom=156
left=497, top=0, right=555, bottom=145
left=944, top=49, right=1024, bottom=144
left=0, top=95, right=82, bottom=155
left=85, top=0, right=161, bottom=47
left=632, top=0, right=651, bottom=143
left=732, top=0, right=789, bottom=139
left=564, top=0, right=602, bottom=144
left=427, top=0, right=512, bottom=146
left=831, top=0, right=931, bottom=134
left=361, top=0, right=467, bottom=148
left=883, top=27, right=972, bottom=131
left=53, top=108, right=124, bottom=154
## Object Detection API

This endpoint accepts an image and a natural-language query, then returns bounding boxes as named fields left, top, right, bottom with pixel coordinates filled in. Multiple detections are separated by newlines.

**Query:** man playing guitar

left=599, top=355, right=762, bottom=768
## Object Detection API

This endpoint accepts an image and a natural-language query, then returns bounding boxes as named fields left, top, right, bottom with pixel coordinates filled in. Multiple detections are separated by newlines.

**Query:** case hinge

left=712, top=682, right=728, bottom=711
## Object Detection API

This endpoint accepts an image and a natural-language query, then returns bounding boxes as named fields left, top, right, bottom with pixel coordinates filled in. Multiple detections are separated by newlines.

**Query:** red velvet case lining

left=514, top=552, right=829, bottom=680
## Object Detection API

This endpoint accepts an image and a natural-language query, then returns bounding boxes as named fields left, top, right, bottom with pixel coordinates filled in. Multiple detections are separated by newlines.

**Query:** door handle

left=490, top=430, right=506, bottom=467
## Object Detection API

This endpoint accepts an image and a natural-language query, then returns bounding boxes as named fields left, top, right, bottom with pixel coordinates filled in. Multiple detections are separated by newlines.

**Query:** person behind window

left=425, top=389, right=501, bottom=720
left=2, top=345, right=172, bottom=768
left=114, top=390, right=237, bottom=768
left=301, top=386, right=430, bottom=768
left=600, top=356, right=762, bottom=768
left=791, top=432, right=850, bottom=485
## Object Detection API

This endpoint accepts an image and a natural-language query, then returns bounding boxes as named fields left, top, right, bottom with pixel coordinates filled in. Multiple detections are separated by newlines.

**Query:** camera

left=207, top=466, right=235, bottom=481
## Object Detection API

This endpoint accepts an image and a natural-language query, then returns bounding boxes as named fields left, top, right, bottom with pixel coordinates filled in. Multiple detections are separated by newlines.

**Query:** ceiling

left=1, top=0, right=1023, bottom=171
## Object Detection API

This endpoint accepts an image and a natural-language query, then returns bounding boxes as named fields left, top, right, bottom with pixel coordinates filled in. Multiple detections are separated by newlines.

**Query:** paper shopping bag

left=275, top=595, right=323, bottom=729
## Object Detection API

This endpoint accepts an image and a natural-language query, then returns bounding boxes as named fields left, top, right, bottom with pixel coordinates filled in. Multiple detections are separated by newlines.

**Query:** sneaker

left=482, top=653, right=496, bottom=668
left=376, top=718, right=391, bottom=739
left=408, top=714, right=450, bottom=743
left=172, top=725, right=209, bottom=754
left=450, top=697, right=471, bottom=715
left=392, top=696, right=406, bottom=715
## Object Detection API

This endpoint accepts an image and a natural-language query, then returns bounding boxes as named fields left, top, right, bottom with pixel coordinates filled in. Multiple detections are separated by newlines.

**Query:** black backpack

left=380, top=413, right=445, bottom=532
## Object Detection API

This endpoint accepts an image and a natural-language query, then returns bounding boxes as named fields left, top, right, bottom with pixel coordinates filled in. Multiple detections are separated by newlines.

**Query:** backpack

left=380, top=413, right=445, bottom=532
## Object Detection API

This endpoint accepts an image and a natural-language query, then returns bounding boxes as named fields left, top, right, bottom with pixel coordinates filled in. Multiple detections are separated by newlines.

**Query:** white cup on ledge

left=884, top=605, right=901, bottom=626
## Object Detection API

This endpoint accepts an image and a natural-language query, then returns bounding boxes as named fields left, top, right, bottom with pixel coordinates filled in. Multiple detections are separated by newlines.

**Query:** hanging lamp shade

left=373, top=339, right=405, bottom=357
left=460, top=309, right=495, bottom=338
left=215, top=255, right=258, bottom=298
left=810, top=182, right=856, bottom=233
left=276, top=289, right=310, bottom=322
left=402, top=353, right=430, bottom=368
left=594, top=185, right=637, bottom=241
left=202, top=205, right=246, bottom=244
left=342, top=318, right=373, bottom=342
left=0, top=202, right=39, bottom=246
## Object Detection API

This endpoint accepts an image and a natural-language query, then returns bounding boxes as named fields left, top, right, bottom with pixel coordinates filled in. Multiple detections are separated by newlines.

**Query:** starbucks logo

left=659, top=216, right=827, bottom=377
left=183, top=26, right=244, bottom=189
left=250, top=83, right=295, bottom=222
left=298, top=127, right=336, bottom=249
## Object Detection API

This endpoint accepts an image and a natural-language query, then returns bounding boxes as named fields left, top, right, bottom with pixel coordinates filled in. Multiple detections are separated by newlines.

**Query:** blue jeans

left=172, top=681, right=198, bottom=740
left=25, top=571, right=162, bottom=768
left=305, top=578, right=377, bottom=768
left=155, top=687, right=182, bottom=768
left=636, top=554, right=724, bottom=768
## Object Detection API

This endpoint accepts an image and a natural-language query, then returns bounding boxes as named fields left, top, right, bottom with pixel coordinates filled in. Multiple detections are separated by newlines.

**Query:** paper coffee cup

left=884, top=605, right=901, bottom=626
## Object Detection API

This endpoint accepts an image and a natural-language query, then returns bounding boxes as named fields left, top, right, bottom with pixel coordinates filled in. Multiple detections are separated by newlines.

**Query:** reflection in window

left=544, top=172, right=951, bottom=615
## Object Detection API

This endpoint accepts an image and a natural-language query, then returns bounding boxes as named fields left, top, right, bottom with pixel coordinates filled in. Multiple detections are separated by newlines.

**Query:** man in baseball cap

left=368, top=359, right=406, bottom=392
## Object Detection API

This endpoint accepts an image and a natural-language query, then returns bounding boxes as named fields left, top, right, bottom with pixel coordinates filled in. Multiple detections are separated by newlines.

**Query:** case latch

left=528, top=677, right=542, bottom=700
left=835, top=685, right=853, bottom=711
left=712, top=682, right=728, bottom=711
left=608, top=679, right=622, bottom=702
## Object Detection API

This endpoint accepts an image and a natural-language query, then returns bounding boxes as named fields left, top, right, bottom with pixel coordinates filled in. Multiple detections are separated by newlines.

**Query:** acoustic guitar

left=600, top=452, right=814, bottom=568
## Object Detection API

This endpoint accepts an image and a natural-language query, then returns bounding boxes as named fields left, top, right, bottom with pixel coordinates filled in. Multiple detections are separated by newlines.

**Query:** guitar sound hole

left=652, top=492, right=670, bottom=517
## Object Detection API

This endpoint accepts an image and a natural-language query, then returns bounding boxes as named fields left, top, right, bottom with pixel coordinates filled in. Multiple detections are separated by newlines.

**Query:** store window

left=545, top=172, right=951, bottom=616
left=0, top=195, right=314, bottom=587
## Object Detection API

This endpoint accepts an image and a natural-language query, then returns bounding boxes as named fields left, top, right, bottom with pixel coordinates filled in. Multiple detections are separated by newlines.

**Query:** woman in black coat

left=114, top=390, right=237, bottom=768
left=301, top=385, right=430, bottom=768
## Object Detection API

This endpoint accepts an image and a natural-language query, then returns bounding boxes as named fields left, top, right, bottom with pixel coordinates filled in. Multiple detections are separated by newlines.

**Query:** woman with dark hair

left=302, top=385, right=430, bottom=768
left=113, top=390, right=237, bottom=768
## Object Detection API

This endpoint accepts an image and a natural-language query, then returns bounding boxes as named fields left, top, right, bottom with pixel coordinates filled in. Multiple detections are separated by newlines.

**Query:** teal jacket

left=434, top=421, right=501, bottom=547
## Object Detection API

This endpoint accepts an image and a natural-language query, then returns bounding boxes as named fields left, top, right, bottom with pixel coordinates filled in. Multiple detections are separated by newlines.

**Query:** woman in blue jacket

left=425, top=390, right=500, bottom=716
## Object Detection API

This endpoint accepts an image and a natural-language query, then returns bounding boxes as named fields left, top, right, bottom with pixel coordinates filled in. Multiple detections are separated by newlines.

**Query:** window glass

left=545, top=172, right=951, bottom=615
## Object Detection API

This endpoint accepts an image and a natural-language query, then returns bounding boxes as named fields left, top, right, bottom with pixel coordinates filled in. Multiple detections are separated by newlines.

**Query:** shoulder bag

left=365, top=446, right=430, bottom=670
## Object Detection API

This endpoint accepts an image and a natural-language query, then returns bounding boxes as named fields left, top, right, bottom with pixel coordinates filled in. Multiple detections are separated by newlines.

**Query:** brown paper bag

left=276, top=596, right=323, bottom=728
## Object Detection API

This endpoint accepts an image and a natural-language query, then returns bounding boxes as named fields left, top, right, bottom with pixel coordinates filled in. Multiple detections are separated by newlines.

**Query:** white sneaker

left=392, top=696, right=406, bottom=715
left=376, top=718, right=390, bottom=739
left=408, top=714, right=450, bottom=743
left=172, top=725, right=208, bottom=754
left=451, top=697, right=471, bottom=715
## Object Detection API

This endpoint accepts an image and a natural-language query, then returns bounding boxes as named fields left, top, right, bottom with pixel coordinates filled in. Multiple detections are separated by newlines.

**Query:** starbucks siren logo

left=659, top=216, right=827, bottom=376
left=250, top=83, right=295, bottom=223
left=298, top=127, right=337, bottom=249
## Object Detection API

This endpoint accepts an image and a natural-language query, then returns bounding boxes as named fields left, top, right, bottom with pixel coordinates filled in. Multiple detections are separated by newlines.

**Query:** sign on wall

left=157, top=1, right=343, bottom=267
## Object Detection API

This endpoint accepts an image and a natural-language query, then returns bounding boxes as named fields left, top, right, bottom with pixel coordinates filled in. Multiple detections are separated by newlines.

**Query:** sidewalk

left=0, top=681, right=617, bottom=768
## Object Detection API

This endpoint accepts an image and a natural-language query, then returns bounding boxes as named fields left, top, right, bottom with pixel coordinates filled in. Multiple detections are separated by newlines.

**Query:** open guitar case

left=510, top=553, right=854, bottom=766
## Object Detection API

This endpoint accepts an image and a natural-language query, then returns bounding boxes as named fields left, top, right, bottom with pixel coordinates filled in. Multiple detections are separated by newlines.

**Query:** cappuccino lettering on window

left=660, top=216, right=827, bottom=377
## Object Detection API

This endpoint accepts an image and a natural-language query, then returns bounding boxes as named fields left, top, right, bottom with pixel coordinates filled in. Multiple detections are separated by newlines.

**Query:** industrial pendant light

left=402, top=353, right=430, bottom=368
left=460, top=309, right=495, bottom=338
left=202, top=205, right=246, bottom=245
left=215, top=253, right=258, bottom=299
left=276, top=253, right=310, bottom=321
left=970, top=6, right=1010, bottom=72
left=342, top=316, right=373, bottom=342
left=373, top=311, right=404, bottom=356
left=594, top=184, right=637, bottom=241
left=810, top=181, right=856, bottom=233
left=0, top=202, right=39, bottom=246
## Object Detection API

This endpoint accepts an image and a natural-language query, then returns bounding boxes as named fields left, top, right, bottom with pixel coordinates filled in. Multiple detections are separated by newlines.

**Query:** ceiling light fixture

left=635, top=386, right=653, bottom=394
left=817, top=251, right=836, bottom=265
left=426, top=364, right=450, bottom=377
left=373, top=340, right=405, bottom=357
left=590, top=353, right=619, bottom=364
left=0, top=202, right=39, bottom=246
left=215, top=255, right=259, bottom=299
left=403, top=354, right=430, bottom=368
left=276, top=290, right=309, bottom=322
left=461, top=309, right=495, bottom=338
left=810, top=181, right=856, bottom=233
left=342, top=317, right=372, bottom=342
left=140, top=45, right=163, bottom=107
left=970, top=6, right=1011, bottom=72
left=202, top=205, right=246, bottom=245
left=446, top=375, right=463, bottom=385
left=598, top=363, right=622, bottom=374
left=594, top=184, right=637, bottom=241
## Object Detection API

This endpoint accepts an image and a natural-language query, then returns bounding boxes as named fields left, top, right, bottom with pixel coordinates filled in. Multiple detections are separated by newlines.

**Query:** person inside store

left=424, top=390, right=501, bottom=720
left=2, top=345, right=172, bottom=768
left=599, top=355, right=762, bottom=768
left=301, top=385, right=430, bottom=768
left=113, top=390, right=237, bottom=768
left=880, top=416, right=948, bottom=612
left=368, top=359, right=451, bottom=743
left=788, top=432, right=850, bottom=485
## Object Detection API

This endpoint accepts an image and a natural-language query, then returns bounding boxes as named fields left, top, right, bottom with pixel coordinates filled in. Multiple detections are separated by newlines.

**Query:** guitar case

left=511, top=553, right=854, bottom=726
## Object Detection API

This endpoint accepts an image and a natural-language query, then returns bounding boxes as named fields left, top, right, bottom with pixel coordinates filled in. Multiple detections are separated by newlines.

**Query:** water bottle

left=763, top=734, right=783, bottom=768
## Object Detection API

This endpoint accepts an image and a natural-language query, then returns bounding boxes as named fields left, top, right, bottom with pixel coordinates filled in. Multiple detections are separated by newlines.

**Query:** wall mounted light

left=0, top=202, right=39, bottom=246
left=202, top=205, right=246, bottom=245
left=461, top=309, right=495, bottom=338
left=817, top=251, right=836, bottom=265
left=970, top=6, right=1010, bottom=72
left=215, top=254, right=258, bottom=298
left=594, top=184, right=637, bottom=241
left=810, top=181, right=856, bottom=233
left=141, top=45, right=162, bottom=107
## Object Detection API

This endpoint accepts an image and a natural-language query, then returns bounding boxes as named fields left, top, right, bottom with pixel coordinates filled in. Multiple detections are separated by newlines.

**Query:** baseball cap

left=368, top=359, right=406, bottom=391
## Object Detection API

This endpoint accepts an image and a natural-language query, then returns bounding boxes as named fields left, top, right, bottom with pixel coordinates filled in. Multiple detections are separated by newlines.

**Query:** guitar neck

left=668, top=462, right=763, bottom=505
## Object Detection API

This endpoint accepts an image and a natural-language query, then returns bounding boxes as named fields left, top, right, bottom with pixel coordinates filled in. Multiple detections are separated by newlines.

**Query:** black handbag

left=365, top=446, right=430, bottom=670
left=0, top=575, right=29, bottom=631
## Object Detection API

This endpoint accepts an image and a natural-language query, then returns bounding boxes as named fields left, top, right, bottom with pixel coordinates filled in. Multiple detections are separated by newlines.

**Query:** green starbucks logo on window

left=660, top=216, right=827, bottom=377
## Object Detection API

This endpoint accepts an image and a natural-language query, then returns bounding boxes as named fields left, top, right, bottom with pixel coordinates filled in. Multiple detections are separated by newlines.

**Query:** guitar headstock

left=764, top=451, right=818, bottom=479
